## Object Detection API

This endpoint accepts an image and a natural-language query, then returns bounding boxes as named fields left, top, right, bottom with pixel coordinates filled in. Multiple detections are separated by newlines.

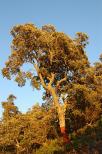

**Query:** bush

left=35, top=139, right=64, bottom=154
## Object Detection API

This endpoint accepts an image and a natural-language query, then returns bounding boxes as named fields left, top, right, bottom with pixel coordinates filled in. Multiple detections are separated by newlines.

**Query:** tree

left=2, top=23, right=102, bottom=147
left=2, top=94, right=20, bottom=121
left=0, top=100, right=58, bottom=154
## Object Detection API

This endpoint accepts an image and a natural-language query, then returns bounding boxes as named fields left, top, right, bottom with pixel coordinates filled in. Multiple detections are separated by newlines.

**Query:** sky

left=0, top=0, right=102, bottom=117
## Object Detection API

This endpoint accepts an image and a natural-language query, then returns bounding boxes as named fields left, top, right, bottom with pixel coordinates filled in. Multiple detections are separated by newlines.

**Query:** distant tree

left=2, top=94, right=20, bottom=121
left=2, top=24, right=102, bottom=148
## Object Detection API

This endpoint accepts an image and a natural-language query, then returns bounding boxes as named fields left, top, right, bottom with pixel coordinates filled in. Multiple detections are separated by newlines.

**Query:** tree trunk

left=58, top=106, right=71, bottom=144
left=49, top=87, right=71, bottom=144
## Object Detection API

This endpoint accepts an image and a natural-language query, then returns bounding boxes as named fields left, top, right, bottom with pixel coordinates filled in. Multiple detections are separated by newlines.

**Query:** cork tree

left=2, top=24, right=92, bottom=144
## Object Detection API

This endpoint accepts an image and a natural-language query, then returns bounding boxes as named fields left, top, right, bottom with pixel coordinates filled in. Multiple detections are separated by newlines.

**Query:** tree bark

left=48, top=86, right=71, bottom=144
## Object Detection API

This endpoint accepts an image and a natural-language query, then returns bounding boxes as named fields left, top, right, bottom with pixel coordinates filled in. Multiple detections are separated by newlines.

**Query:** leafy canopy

left=2, top=24, right=89, bottom=92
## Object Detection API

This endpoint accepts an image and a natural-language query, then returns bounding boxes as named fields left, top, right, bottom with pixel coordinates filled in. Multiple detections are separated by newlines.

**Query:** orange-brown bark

left=60, top=127, right=71, bottom=144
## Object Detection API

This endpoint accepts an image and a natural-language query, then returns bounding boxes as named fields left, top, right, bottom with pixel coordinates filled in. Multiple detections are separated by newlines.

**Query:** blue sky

left=0, top=0, right=102, bottom=117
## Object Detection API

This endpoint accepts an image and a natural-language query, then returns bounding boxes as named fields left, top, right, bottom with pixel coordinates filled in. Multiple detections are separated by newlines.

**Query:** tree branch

left=56, top=76, right=67, bottom=88
left=34, top=64, right=47, bottom=89
left=48, top=73, right=55, bottom=87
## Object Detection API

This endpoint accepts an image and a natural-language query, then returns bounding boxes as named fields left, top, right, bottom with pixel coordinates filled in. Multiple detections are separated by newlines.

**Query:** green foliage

left=0, top=96, right=102, bottom=153
left=1, top=23, right=102, bottom=153
left=2, top=95, right=20, bottom=121
left=0, top=100, right=58, bottom=154
left=35, top=139, right=64, bottom=154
